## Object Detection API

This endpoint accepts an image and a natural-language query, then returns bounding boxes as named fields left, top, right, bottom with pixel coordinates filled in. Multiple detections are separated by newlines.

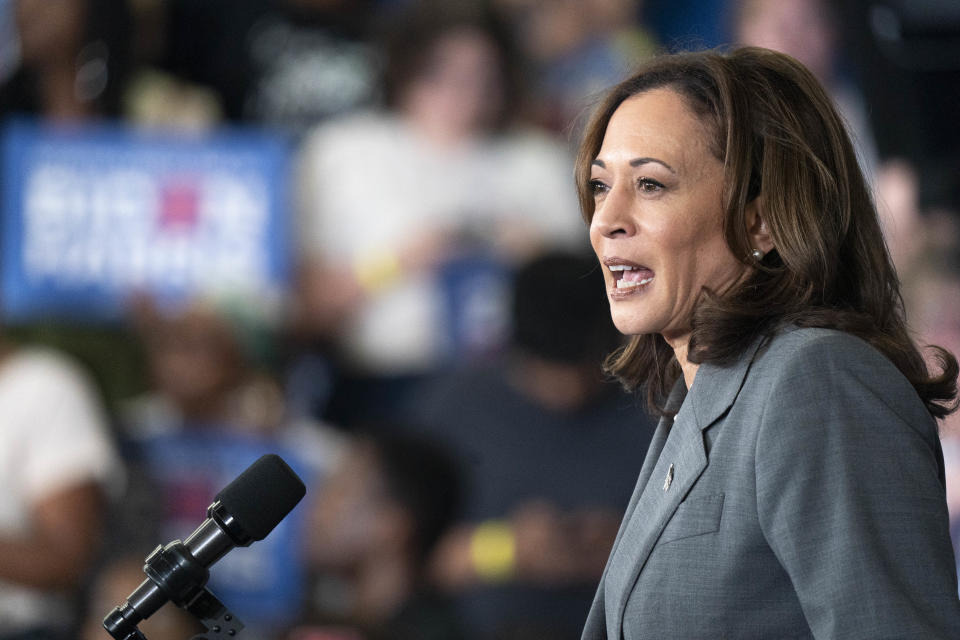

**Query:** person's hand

left=568, top=508, right=622, bottom=580
left=291, top=260, right=364, bottom=338
left=427, top=524, right=477, bottom=591
left=512, top=501, right=582, bottom=584
left=396, top=227, right=454, bottom=274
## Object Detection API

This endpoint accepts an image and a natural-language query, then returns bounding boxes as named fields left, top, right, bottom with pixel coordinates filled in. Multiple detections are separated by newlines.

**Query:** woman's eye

left=589, top=179, right=609, bottom=195
left=637, top=178, right=664, bottom=193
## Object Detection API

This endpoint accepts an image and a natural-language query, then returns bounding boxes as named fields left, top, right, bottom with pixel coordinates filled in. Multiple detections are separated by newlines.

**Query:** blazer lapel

left=605, top=335, right=767, bottom=637
left=586, top=382, right=685, bottom=639
left=605, top=397, right=708, bottom=634
left=604, top=381, right=686, bottom=564
left=687, top=334, right=767, bottom=432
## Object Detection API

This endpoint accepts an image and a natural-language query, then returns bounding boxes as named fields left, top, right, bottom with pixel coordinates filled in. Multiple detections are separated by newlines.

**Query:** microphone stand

left=102, top=539, right=245, bottom=640
left=101, top=454, right=307, bottom=639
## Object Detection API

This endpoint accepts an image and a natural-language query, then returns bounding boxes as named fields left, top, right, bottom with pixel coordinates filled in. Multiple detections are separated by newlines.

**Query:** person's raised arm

left=0, top=480, right=105, bottom=589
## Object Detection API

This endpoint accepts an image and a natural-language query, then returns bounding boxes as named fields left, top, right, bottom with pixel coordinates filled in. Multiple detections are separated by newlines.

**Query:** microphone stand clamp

left=103, top=540, right=245, bottom=640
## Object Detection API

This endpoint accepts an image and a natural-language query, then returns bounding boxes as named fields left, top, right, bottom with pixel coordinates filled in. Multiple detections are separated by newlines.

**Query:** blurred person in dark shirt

left=298, top=431, right=463, bottom=640
left=404, top=250, right=655, bottom=639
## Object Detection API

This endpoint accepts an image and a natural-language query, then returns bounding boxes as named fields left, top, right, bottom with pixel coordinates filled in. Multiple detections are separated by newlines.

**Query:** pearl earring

left=751, top=249, right=764, bottom=260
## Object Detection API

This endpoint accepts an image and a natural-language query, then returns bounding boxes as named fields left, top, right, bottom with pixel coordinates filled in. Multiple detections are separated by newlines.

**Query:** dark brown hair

left=575, top=47, right=958, bottom=420
left=378, top=0, right=522, bottom=131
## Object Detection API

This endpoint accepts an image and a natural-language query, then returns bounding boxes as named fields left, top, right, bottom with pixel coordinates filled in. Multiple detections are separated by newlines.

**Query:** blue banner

left=0, top=119, right=291, bottom=321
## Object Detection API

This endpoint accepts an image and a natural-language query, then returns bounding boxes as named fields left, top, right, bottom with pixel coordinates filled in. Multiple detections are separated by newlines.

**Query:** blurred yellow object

left=470, top=520, right=516, bottom=582
left=124, top=69, right=223, bottom=133
left=354, top=251, right=402, bottom=292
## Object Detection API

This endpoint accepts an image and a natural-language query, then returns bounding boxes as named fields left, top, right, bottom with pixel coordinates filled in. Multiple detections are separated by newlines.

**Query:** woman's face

left=403, top=28, right=503, bottom=138
left=589, top=88, right=746, bottom=344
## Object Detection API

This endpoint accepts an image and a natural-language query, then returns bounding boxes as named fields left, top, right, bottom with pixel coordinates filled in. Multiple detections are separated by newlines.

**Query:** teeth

left=608, top=265, right=636, bottom=271
left=616, top=277, right=654, bottom=289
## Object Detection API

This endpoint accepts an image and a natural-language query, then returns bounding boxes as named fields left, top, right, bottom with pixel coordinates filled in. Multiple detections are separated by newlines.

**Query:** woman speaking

left=578, top=47, right=960, bottom=639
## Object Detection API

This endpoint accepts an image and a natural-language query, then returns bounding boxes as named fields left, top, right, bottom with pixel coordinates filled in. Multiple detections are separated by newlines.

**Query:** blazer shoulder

left=760, top=326, right=877, bottom=359
left=754, top=327, right=900, bottom=380
left=752, top=327, right=933, bottom=433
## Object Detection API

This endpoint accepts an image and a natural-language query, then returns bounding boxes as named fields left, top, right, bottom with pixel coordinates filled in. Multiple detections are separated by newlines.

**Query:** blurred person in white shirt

left=294, top=0, right=586, bottom=397
left=0, top=343, right=120, bottom=639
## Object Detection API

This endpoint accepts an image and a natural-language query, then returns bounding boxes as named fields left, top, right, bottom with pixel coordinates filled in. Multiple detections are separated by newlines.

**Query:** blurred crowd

left=0, top=0, right=958, bottom=639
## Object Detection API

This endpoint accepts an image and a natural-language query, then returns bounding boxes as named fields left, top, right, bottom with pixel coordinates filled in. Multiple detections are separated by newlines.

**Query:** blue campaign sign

left=0, top=119, right=291, bottom=321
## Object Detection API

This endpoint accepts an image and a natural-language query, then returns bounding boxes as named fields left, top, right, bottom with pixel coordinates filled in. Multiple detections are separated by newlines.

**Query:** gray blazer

left=582, top=327, right=960, bottom=639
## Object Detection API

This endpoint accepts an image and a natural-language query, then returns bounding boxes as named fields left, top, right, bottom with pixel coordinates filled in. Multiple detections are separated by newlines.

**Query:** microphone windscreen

left=216, top=454, right=306, bottom=541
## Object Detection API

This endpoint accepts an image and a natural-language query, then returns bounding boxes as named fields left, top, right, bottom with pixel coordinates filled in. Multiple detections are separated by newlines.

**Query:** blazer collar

left=687, top=332, right=768, bottom=430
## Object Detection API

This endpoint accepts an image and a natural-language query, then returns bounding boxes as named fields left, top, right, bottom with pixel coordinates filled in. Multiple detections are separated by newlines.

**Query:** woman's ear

left=746, top=199, right=775, bottom=256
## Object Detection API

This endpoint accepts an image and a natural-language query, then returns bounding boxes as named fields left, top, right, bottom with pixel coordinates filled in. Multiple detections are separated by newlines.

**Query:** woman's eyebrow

left=630, top=157, right=676, bottom=173
left=590, top=157, right=676, bottom=173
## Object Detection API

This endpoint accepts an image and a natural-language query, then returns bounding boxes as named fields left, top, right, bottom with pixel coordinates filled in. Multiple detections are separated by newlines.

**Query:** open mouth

left=608, top=262, right=655, bottom=290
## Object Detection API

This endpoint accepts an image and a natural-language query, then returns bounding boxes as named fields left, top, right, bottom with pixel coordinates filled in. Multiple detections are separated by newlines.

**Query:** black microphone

left=103, top=454, right=306, bottom=639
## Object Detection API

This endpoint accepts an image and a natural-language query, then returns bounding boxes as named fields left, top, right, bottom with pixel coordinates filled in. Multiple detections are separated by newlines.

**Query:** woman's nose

left=591, top=186, right=636, bottom=239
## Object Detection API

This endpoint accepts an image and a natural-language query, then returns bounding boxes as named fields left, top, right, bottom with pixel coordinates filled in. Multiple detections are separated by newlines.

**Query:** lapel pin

left=663, top=463, right=674, bottom=491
